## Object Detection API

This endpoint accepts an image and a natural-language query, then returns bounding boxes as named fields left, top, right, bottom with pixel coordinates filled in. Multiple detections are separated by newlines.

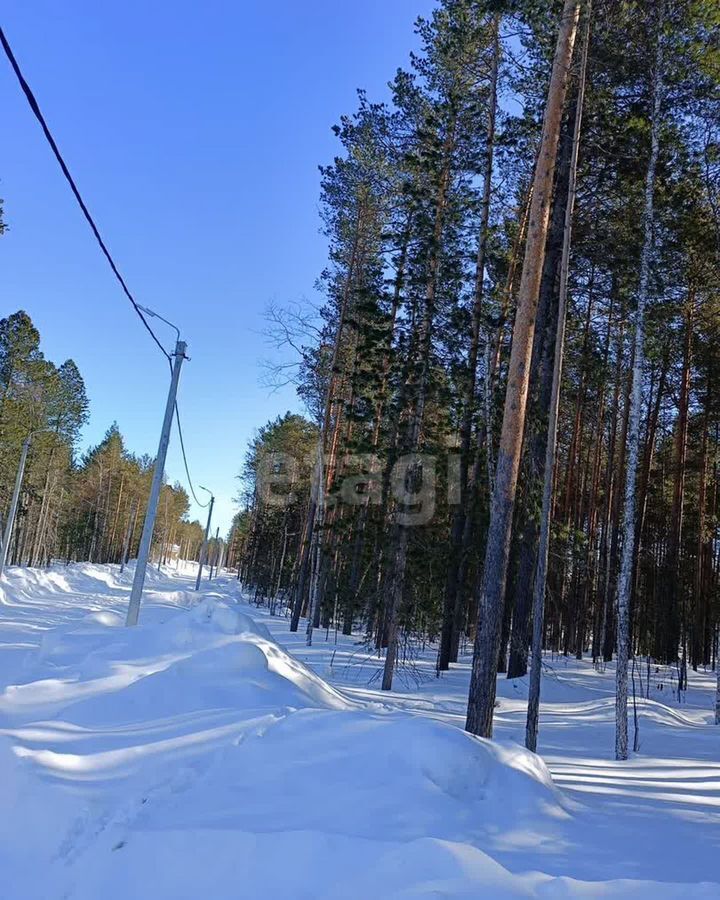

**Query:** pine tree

left=466, top=0, right=582, bottom=739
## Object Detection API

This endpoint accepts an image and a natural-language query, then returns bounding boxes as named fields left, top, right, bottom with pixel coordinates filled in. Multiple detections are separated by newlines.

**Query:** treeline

left=237, top=0, right=720, bottom=753
left=0, top=310, right=206, bottom=567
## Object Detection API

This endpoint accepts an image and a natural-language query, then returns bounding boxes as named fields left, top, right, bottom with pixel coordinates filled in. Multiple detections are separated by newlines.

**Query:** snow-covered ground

left=0, top=564, right=717, bottom=898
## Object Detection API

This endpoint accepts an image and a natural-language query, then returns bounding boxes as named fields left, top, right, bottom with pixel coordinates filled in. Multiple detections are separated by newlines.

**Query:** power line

left=0, top=25, right=170, bottom=362
left=1, top=26, right=212, bottom=516
left=175, top=402, right=210, bottom=508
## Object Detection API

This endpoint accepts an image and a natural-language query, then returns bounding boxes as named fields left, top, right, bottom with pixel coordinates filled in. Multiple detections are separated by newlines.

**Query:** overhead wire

left=0, top=25, right=170, bottom=362
left=174, top=402, right=210, bottom=507
left=1, top=25, right=213, bottom=512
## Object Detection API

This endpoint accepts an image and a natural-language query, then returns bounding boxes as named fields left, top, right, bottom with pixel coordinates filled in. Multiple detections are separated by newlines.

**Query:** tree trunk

left=614, top=16, right=663, bottom=761
left=466, top=0, right=581, bottom=738
left=505, top=86, right=577, bottom=679
left=382, top=116, right=456, bottom=690
left=439, top=15, right=500, bottom=672
left=295, top=209, right=363, bottom=636
left=661, top=298, right=692, bottom=667
left=526, top=2, right=590, bottom=750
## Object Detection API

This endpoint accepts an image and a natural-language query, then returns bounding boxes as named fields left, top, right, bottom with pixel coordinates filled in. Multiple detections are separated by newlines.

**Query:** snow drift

left=0, top=564, right=717, bottom=898
left=0, top=565, right=563, bottom=898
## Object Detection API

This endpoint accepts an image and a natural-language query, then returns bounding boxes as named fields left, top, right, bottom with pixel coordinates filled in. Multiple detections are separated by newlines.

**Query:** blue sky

left=0, top=0, right=434, bottom=534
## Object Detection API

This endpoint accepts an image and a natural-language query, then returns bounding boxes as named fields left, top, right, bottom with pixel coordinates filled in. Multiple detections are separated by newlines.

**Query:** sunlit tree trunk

left=615, top=13, right=664, bottom=761
left=466, top=0, right=581, bottom=738
left=526, top=1, right=590, bottom=751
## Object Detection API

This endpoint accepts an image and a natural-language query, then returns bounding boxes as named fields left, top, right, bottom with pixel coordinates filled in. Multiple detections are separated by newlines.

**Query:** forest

left=231, top=0, right=720, bottom=758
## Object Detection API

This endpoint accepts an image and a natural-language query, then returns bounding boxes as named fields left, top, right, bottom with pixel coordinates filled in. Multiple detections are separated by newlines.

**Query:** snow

left=0, top=564, right=718, bottom=898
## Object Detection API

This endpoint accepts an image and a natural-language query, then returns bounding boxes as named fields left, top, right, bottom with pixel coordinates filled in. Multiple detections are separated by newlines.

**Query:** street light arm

left=137, top=305, right=181, bottom=344
left=27, top=426, right=57, bottom=442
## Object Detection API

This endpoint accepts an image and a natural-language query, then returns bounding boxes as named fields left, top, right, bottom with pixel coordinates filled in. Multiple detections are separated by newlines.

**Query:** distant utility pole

left=195, top=487, right=214, bottom=591
left=0, top=429, right=52, bottom=578
left=208, top=526, right=220, bottom=580
left=126, top=338, right=187, bottom=626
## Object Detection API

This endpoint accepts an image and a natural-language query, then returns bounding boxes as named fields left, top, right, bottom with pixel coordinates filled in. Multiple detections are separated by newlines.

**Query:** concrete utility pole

left=0, top=429, right=51, bottom=578
left=195, top=487, right=214, bottom=591
left=208, top=526, right=220, bottom=580
left=126, top=339, right=187, bottom=626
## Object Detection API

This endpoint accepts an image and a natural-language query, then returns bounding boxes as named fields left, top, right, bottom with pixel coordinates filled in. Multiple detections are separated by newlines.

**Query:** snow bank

left=0, top=565, right=565, bottom=898
left=1, top=564, right=716, bottom=898
left=171, top=708, right=569, bottom=842
left=2, top=597, right=350, bottom=729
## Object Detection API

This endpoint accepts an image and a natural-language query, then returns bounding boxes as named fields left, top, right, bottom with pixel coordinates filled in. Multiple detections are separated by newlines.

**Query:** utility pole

left=195, top=487, right=214, bottom=591
left=126, top=339, right=187, bottom=626
left=0, top=429, right=51, bottom=578
left=119, top=500, right=138, bottom=574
